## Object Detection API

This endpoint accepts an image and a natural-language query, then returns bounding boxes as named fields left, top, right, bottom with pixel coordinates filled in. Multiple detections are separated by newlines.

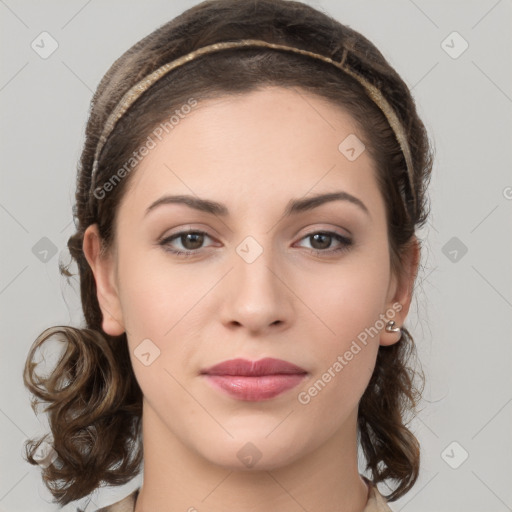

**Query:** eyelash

left=158, top=229, right=353, bottom=258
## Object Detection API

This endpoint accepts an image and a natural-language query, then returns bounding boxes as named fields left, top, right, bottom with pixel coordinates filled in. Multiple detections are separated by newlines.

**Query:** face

left=84, top=86, right=416, bottom=471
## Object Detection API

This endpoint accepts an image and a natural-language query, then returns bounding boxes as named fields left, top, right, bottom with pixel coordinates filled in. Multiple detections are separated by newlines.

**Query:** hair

left=23, top=0, right=432, bottom=506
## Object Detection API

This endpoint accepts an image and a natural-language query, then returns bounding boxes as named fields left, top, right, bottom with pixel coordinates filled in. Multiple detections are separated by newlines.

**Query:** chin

left=196, top=436, right=307, bottom=472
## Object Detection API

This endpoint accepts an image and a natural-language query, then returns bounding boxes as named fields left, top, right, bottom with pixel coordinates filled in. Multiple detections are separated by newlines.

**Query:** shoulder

left=81, top=488, right=140, bottom=512
left=82, top=482, right=391, bottom=512
left=362, top=476, right=393, bottom=512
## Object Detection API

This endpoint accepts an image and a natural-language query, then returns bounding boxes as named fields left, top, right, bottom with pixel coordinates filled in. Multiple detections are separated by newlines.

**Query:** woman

left=23, top=1, right=432, bottom=510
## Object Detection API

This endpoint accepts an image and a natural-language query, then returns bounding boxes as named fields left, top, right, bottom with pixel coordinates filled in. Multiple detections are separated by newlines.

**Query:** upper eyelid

left=160, top=229, right=215, bottom=243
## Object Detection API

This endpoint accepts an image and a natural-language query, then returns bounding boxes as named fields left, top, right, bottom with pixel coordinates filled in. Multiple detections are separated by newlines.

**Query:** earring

left=385, top=320, right=401, bottom=333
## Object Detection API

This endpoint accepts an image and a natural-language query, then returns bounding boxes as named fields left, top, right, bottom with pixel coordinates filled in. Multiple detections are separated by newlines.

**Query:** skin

left=83, top=86, right=419, bottom=512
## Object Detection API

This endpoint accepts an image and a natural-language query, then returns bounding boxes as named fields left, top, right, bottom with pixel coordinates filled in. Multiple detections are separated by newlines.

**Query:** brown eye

left=178, top=232, right=205, bottom=250
left=159, top=230, right=213, bottom=256
left=310, top=233, right=332, bottom=250
left=297, top=231, right=353, bottom=255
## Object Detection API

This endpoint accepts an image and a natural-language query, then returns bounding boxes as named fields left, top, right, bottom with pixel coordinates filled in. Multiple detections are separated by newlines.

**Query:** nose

left=219, top=242, right=294, bottom=335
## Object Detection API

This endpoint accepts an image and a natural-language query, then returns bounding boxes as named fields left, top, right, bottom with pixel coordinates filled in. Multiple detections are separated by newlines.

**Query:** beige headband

left=90, top=38, right=416, bottom=214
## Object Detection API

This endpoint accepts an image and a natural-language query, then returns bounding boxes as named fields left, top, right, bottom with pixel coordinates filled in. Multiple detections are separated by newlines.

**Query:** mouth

left=200, top=357, right=308, bottom=401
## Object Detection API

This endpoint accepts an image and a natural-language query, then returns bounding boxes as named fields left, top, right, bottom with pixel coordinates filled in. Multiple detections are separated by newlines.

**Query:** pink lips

left=200, top=357, right=308, bottom=401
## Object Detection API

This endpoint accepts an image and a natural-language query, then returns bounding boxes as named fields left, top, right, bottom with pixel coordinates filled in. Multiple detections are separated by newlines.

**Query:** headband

left=89, top=38, right=416, bottom=215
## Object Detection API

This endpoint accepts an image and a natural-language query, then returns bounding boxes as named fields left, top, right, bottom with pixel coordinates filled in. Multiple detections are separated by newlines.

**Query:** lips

left=200, top=357, right=307, bottom=376
left=200, top=358, right=308, bottom=401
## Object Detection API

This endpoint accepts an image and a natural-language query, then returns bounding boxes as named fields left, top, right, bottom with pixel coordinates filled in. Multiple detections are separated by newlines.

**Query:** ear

left=380, top=236, right=420, bottom=347
left=82, top=224, right=125, bottom=336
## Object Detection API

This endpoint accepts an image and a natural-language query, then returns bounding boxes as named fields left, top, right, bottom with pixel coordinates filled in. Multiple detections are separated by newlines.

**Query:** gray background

left=1, top=0, right=511, bottom=510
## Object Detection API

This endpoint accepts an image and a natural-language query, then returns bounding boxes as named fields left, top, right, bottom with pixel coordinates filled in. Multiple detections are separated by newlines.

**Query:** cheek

left=116, top=243, right=203, bottom=337
left=305, top=249, right=391, bottom=343
left=116, top=245, right=215, bottom=394
left=117, top=252, right=198, bottom=412
left=294, top=247, right=390, bottom=412
left=294, top=264, right=386, bottom=432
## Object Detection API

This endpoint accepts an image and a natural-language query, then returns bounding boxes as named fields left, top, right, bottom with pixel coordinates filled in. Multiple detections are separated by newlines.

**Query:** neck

left=135, top=400, right=369, bottom=512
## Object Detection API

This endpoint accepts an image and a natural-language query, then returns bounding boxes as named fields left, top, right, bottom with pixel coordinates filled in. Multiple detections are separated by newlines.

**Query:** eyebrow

left=144, top=191, right=370, bottom=218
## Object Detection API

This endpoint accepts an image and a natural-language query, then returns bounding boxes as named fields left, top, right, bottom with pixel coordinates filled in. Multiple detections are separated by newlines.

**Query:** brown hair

left=23, top=0, right=432, bottom=505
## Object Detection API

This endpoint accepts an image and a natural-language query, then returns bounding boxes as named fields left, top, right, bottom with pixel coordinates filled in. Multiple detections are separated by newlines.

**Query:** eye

left=159, top=230, right=215, bottom=257
left=296, top=231, right=353, bottom=255
left=158, top=229, right=353, bottom=258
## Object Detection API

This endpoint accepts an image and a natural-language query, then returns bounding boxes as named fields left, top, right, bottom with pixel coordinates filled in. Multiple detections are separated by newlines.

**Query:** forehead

left=117, top=86, right=382, bottom=219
